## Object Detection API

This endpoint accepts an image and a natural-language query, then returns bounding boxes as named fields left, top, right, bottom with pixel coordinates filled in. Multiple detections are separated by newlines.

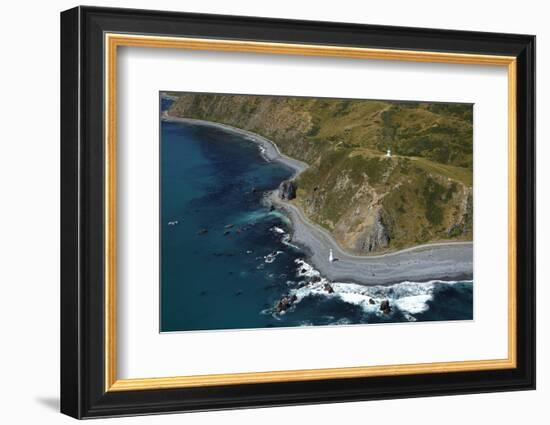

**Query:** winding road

left=270, top=192, right=473, bottom=285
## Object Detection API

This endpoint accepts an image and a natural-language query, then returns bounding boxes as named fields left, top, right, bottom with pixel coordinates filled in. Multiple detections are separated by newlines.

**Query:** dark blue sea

left=160, top=98, right=473, bottom=332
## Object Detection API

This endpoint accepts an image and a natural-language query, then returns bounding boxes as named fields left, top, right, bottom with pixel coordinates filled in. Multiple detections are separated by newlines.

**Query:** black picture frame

left=61, top=5, right=535, bottom=419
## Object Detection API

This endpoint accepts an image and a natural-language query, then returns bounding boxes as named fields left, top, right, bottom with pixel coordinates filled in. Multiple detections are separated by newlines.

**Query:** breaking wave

left=288, top=259, right=471, bottom=322
left=264, top=251, right=283, bottom=264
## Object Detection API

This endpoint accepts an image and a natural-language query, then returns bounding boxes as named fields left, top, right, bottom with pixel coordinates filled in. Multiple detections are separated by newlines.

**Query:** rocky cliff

left=278, top=180, right=297, bottom=201
left=167, top=92, right=473, bottom=254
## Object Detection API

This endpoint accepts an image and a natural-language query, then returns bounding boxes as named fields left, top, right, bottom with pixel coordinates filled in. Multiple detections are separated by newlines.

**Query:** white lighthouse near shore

left=329, top=249, right=334, bottom=263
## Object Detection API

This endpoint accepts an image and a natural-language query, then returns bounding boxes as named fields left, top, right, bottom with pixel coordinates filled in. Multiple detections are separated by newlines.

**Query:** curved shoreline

left=163, top=115, right=308, bottom=174
left=164, top=115, right=473, bottom=285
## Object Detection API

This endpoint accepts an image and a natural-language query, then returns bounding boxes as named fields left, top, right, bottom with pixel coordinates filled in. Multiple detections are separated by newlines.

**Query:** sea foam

left=290, top=259, right=471, bottom=319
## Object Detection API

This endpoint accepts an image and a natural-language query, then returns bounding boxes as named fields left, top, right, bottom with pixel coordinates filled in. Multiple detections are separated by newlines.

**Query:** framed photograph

left=60, top=6, right=535, bottom=419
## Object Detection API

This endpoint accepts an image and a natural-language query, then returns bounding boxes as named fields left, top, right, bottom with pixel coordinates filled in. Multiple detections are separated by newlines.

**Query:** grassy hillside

left=167, top=92, right=473, bottom=254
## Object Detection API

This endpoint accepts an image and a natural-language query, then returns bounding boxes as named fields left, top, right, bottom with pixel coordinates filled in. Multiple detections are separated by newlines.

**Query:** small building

left=386, top=148, right=392, bottom=158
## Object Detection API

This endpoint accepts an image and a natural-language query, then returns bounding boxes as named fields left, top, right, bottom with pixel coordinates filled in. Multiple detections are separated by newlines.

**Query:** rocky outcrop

left=278, top=180, right=297, bottom=201
left=380, top=299, right=392, bottom=314
left=447, top=187, right=473, bottom=237
left=361, top=209, right=390, bottom=252
left=311, top=275, right=322, bottom=283
left=323, top=283, right=335, bottom=294
left=301, top=155, right=473, bottom=254
left=276, top=294, right=298, bottom=313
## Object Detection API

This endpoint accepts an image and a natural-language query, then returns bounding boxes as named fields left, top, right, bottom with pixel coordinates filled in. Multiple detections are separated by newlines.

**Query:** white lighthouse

left=329, top=249, right=334, bottom=262
left=386, top=148, right=392, bottom=158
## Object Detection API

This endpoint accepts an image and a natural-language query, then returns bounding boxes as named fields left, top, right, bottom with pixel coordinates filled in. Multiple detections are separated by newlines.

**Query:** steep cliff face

left=167, top=92, right=473, bottom=254
left=278, top=180, right=297, bottom=201
left=168, top=94, right=318, bottom=162
left=296, top=151, right=472, bottom=253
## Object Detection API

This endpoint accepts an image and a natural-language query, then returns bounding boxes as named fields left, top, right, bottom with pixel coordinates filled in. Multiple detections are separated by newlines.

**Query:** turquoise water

left=160, top=101, right=473, bottom=332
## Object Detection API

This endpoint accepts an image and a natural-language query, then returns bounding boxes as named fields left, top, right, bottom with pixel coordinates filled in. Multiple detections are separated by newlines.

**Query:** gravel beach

left=164, top=115, right=474, bottom=285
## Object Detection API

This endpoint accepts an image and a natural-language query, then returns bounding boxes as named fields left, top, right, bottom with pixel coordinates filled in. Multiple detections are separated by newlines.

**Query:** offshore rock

left=380, top=299, right=392, bottom=314
left=310, top=275, right=322, bottom=283
left=323, top=283, right=335, bottom=294
left=276, top=294, right=298, bottom=313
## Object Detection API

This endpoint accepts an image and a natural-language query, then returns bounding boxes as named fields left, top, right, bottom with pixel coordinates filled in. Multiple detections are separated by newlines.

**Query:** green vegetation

left=423, top=178, right=446, bottom=226
left=412, top=157, right=473, bottom=186
left=168, top=93, right=473, bottom=253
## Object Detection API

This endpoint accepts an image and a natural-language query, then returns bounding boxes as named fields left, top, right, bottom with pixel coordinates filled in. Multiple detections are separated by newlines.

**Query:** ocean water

left=160, top=101, right=473, bottom=332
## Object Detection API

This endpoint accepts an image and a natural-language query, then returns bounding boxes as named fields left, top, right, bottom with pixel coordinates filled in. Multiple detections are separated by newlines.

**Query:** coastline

left=163, top=115, right=473, bottom=285
left=163, top=115, right=308, bottom=174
